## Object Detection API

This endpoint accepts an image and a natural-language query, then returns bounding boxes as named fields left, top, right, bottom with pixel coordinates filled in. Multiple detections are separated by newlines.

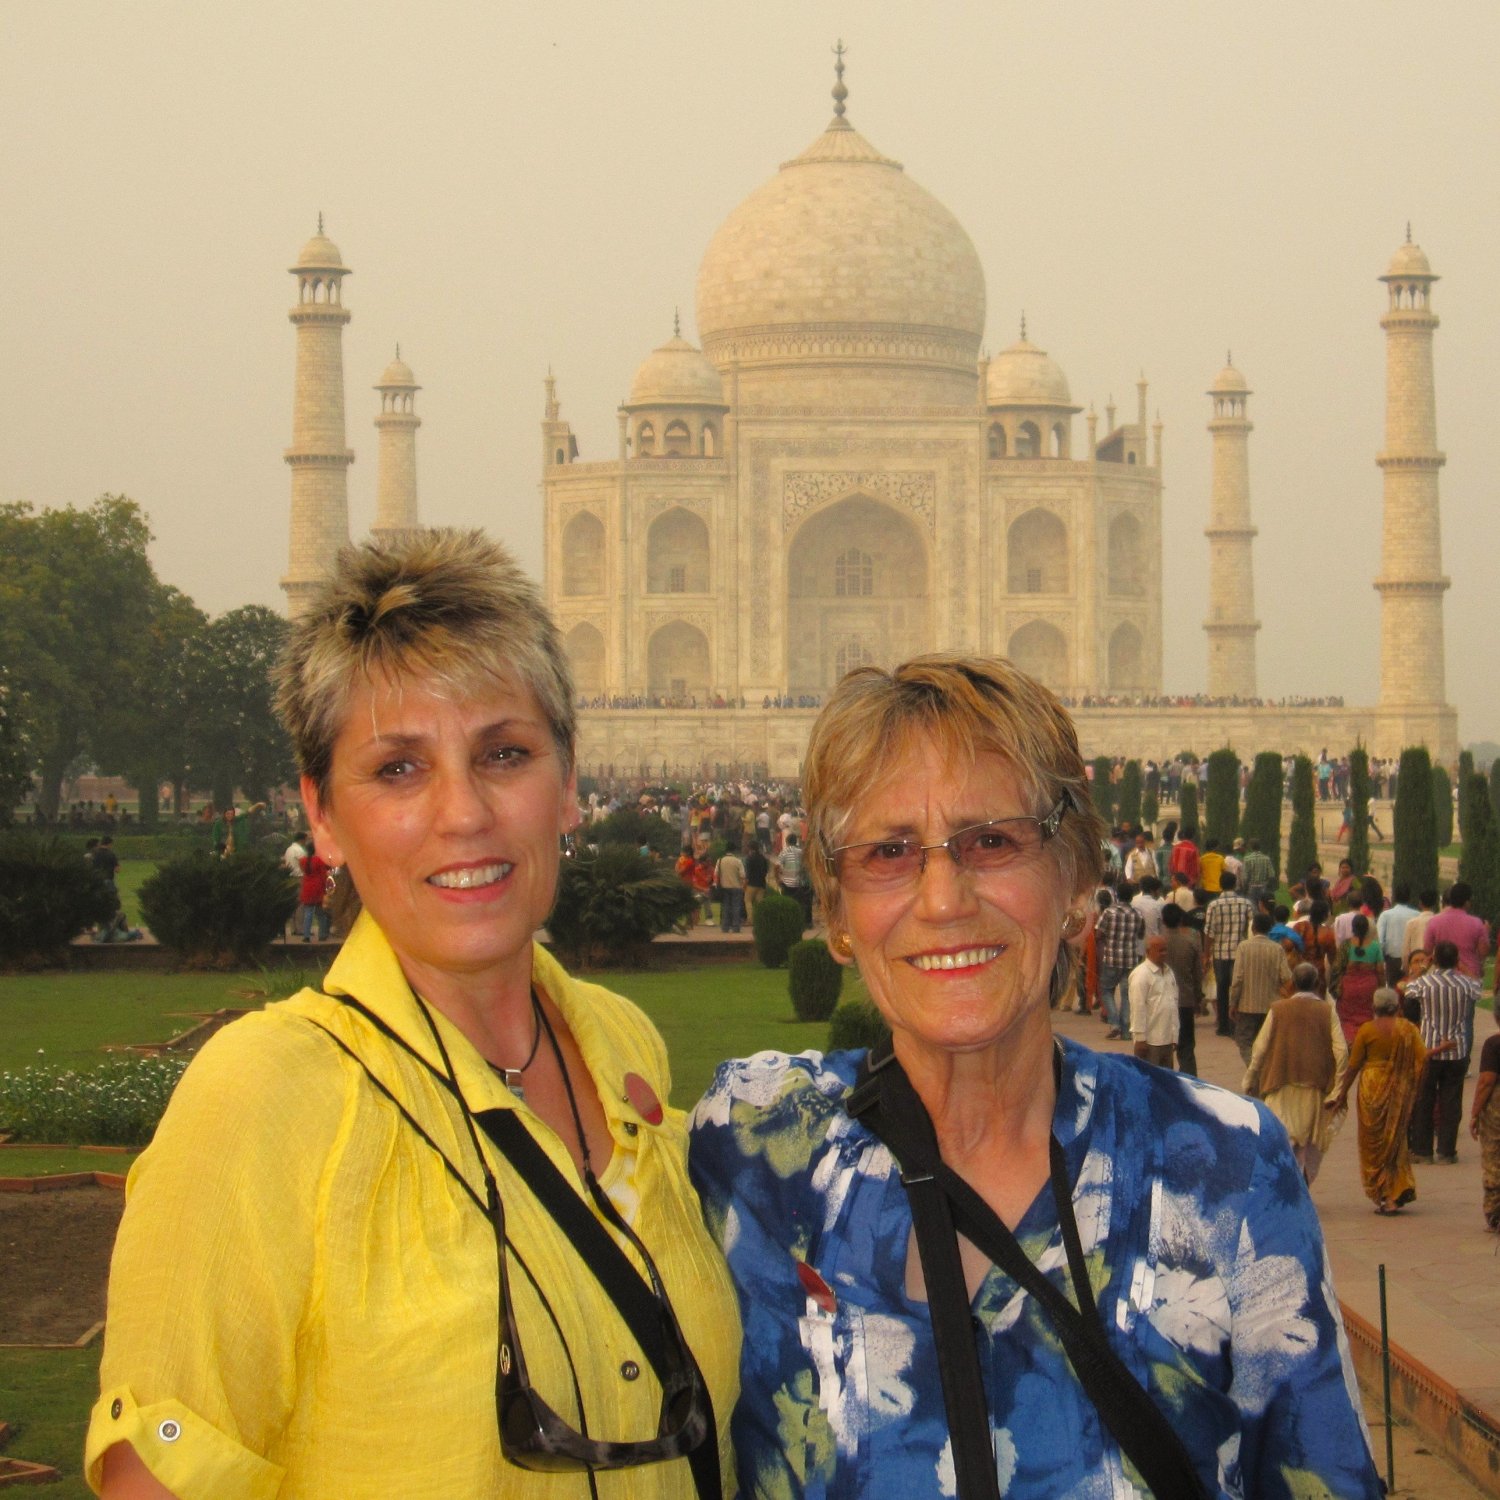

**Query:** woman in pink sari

left=1332, top=912, right=1382, bottom=1046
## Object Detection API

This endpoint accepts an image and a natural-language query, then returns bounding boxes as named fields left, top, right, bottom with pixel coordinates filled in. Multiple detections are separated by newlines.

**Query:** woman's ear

left=302, top=775, right=347, bottom=868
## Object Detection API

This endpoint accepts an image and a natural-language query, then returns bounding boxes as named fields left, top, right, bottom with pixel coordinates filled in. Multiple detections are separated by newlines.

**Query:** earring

left=1060, top=908, right=1086, bottom=940
left=324, top=866, right=341, bottom=901
left=830, top=931, right=854, bottom=959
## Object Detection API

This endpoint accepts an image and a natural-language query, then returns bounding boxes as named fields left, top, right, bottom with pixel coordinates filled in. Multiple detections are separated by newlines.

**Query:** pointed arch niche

left=1107, top=512, right=1145, bottom=597
left=565, top=622, right=605, bottom=698
left=1006, top=508, right=1069, bottom=595
left=647, top=620, right=710, bottom=702
left=646, top=507, right=710, bottom=594
left=785, top=495, right=930, bottom=697
left=1108, top=622, right=1144, bottom=691
left=561, top=512, right=605, bottom=596
left=1006, top=620, right=1070, bottom=693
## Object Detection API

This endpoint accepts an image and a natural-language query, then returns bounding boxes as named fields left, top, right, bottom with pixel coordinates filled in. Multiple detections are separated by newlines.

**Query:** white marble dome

left=1384, top=239, right=1433, bottom=279
left=1208, top=360, right=1249, bottom=395
left=694, top=117, right=986, bottom=362
left=377, top=353, right=418, bottom=388
left=295, top=231, right=345, bottom=271
left=627, top=334, right=726, bottom=407
left=987, top=336, right=1075, bottom=408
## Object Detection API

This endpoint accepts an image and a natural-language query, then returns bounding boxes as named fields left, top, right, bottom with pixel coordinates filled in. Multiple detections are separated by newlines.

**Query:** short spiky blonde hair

left=803, top=653, right=1105, bottom=927
left=276, top=530, right=575, bottom=803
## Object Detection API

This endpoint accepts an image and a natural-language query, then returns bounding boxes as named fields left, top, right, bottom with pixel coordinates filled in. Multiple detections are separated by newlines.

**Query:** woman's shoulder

left=694, top=1048, right=863, bottom=1125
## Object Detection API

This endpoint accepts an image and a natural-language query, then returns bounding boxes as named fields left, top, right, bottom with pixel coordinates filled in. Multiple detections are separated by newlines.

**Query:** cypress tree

left=1117, top=760, right=1143, bottom=830
left=1348, top=745, right=1371, bottom=875
left=1091, top=756, right=1115, bottom=822
left=1457, top=749, right=1475, bottom=848
left=1459, top=773, right=1500, bottom=926
left=1393, top=747, right=1439, bottom=899
left=1490, top=758, right=1500, bottom=830
left=1431, top=765, right=1453, bottom=850
left=1142, top=784, right=1159, bottom=831
left=1205, top=748, right=1241, bottom=850
left=1178, top=777, right=1199, bottom=839
left=1241, top=751, right=1285, bottom=876
left=1287, top=755, right=1318, bottom=885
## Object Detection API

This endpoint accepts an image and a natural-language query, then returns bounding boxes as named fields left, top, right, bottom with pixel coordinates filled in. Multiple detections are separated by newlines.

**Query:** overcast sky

left=4, top=1, right=1497, bottom=745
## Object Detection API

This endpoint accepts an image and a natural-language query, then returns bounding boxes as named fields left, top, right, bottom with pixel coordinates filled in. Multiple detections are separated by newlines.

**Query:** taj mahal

left=278, top=61, right=1458, bottom=776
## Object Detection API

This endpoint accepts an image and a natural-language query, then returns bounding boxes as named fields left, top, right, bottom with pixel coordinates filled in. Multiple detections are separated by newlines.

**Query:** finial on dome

left=395, top=342, right=401, bottom=360
left=1019, top=311, right=1027, bottom=341
left=318, top=211, right=324, bottom=235
left=1406, top=221, right=1412, bottom=244
left=831, top=39, right=848, bottom=119
left=1227, top=349, right=1232, bottom=367
left=674, top=306, right=681, bottom=338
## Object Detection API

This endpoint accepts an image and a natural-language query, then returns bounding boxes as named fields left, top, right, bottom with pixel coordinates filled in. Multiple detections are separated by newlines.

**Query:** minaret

left=1203, top=357, right=1259, bottom=697
left=282, top=218, right=353, bottom=618
left=1375, top=231, right=1450, bottom=728
left=372, top=346, right=421, bottom=540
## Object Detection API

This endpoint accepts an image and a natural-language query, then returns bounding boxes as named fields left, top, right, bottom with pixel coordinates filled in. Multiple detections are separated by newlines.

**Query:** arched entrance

left=646, top=620, right=710, bottom=703
left=646, top=507, right=710, bottom=593
left=565, top=622, right=605, bottom=698
left=1108, top=622, right=1144, bottom=692
left=1107, top=513, right=1144, bottom=597
left=561, top=512, right=604, bottom=596
left=1006, top=620, right=1069, bottom=693
left=785, top=496, right=930, bottom=696
left=1006, top=508, right=1068, bottom=595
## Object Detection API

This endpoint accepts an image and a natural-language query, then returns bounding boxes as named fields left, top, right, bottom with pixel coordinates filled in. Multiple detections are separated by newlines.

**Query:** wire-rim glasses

left=826, top=799, right=1068, bottom=893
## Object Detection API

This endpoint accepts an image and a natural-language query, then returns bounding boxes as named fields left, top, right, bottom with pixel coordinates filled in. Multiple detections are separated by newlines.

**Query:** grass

left=112, top=859, right=158, bottom=927
left=0, top=1146, right=138, bottom=1176
left=0, top=1348, right=98, bottom=1499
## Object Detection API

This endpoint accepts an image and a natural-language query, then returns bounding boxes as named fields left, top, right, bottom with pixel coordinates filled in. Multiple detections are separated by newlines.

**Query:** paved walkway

left=1049, top=1004, right=1499, bottom=1471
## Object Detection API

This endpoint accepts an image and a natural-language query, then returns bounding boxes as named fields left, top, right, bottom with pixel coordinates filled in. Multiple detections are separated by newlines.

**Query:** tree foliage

left=1240, top=751, right=1284, bottom=875
left=1458, top=773, right=1500, bottom=926
left=1177, top=777, right=1199, bottom=839
left=138, top=850, right=298, bottom=968
left=1490, top=759, right=1500, bottom=832
left=0, top=670, right=33, bottom=826
left=1287, top=755, right=1318, bottom=883
left=788, top=938, right=844, bottom=1021
left=0, top=831, right=118, bottom=967
left=1090, top=757, right=1115, bottom=823
left=1116, top=761, right=1142, bottom=830
left=1204, top=749, right=1240, bottom=850
left=1457, top=750, right=1475, bottom=848
left=1430, top=766, right=1453, bottom=851
left=546, top=845, right=697, bottom=969
left=592, top=806, right=682, bottom=860
left=1347, top=745, right=1371, bottom=875
left=1393, top=747, right=1439, bottom=900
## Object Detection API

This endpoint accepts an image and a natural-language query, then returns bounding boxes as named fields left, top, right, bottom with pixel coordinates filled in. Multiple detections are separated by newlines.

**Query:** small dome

left=295, top=231, right=345, bottom=271
left=626, top=334, right=725, bottom=408
left=986, top=336, right=1075, bottom=408
left=1384, top=239, right=1433, bottom=279
left=377, top=354, right=418, bottom=388
left=1208, top=361, right=1249, bottom=395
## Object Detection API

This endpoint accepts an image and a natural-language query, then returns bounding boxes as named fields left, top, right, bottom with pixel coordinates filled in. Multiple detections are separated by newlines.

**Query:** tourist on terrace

left=691, top=653, right=1379, bottom=1499
left=89, top=531, right=736, bottom=1498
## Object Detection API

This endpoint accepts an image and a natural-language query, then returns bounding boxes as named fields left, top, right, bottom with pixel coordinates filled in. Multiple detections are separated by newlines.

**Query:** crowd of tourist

left=1059, top=692, right=1347, bottom=710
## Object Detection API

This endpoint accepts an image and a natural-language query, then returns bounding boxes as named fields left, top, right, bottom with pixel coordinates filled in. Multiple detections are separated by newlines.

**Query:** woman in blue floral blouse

left=690, top=654, right=1379, bottom=1499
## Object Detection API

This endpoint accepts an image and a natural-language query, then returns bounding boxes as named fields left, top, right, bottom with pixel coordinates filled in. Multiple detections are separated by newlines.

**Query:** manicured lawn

left=0, top=1348, right=98, bottom=1499
left=0, top=1146, right=138, bottom=1177
left=113, top=860, right=158, bottom=927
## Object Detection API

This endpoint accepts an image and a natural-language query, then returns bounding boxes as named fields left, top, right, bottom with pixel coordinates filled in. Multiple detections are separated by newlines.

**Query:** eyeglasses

left=489, top=1176, right=710, bottom=1472
left=826, top=800, right=1068, bottom=893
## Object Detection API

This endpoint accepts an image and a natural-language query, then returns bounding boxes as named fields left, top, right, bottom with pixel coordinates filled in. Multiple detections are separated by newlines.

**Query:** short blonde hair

left=276, top=530, right=575, bottom=803
left=803, top=653, right=1105, bottom=927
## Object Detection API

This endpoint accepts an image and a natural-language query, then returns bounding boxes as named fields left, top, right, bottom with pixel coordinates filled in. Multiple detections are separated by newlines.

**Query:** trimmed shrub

left=753, top=891, right=805, bottom=969
left=0, top=832, right=118, bottom=967
left=1393, top=747, right=1439, bottom=900
left=138, top=850, right=299, bottom=968
left=1348, top=746, right=1372, bottom=875
left=1204, top=749, right=1240, bottom=850
left=546, top=845, right=697, bottom=969
left=827, top=996, right=890, bottom=1053
left=592, top=806, right=682, bottom=860
left=1431, top=766, right=1453, bottom=850
left=788, top=938, right=844, bottom=1022
left=1459, top=773, right=1500, bottom=926
left=1491, top=759, right=1500, bottom=831
left=1090, top=758, right=1115, bottom=822
left=1457, top=750, right=1475, bottom=848
left=1177, top=778, right=1199, bottom=839
left=1239, top=751, right=1284, bottom=876
left=1117, top=761, right=1143, bottom=830
left=1141, top=785, right=1159, bottom=830
left=0, top=1055, right=190, bottom=1145
left=1287, top=755, right=1318, bottom=884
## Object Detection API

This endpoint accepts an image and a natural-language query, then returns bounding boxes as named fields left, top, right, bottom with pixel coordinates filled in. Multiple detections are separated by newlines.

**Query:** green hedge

left=139, top=851, right=298, bottom=968
left=547, top=845, right=698, bottom=968
left=0, top=832, right=117, bottom=967
left=788, top=938, right=843, bottom=1021
left=1287, top=755, right=1318, bottom=884
left=753, top=891, right=805, bottom=969
left=828, top=997, right=890, bottom=1052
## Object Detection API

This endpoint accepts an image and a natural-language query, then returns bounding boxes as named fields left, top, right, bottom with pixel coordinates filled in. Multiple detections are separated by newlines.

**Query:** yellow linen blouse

left=85, top=915, right=740, bottom=1498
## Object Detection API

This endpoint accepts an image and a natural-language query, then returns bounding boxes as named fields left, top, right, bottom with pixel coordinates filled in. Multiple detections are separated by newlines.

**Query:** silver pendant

left=498, top=1067, right=525, bottom=1102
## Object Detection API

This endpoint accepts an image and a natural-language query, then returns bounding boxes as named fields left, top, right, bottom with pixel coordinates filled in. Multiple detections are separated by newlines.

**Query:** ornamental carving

left=782, top=470, right=936, bottom=534
left=641, top=495, right=709, bottom=523
left=645, top=611, right=714, bottom=638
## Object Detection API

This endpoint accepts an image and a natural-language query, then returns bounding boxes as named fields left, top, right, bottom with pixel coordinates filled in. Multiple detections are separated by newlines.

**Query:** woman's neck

left=399, top=954, right=537, bottom=1066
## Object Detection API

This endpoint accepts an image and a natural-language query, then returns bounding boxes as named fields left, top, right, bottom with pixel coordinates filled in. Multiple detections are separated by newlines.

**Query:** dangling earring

left=1060, top=908, right=1086, bottom=940
left=831, top=931, right=854, bottom=959
left=325, top=866, right=341, bottom=901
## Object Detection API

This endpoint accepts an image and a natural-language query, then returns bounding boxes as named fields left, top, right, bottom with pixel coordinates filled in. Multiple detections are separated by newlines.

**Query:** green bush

left=1240, top=751, right=1284, bottom=876
left=1177, top=778, right=1199, bottom=839
left=591, top=806, right=682, bottom=860
left=139, top=850, right=298, bottom=968
left=828, top=996, right=890, bottom=1052
left=0, top=832, right=118, bottom=967
left=1457, top=750, right=1475, bottom=847
left=1459, top=773, right=1500, bottom=926
left=788, top=938, right=844, bottom=1021
left=0, top=1055, right=190, bottom=1145
left=1393, top=747, right=1439, bottom=900
left=753, top=891, right=805, bottom=969
left=1431, top=766, right=1453, bottom=849
left=1090, top=757, right=1115, bottom=822
left=1205, top=749, right=1241, bottom=850
left=1348, top=745, right=1371, bottom=875
left=1117, top=761, right=1142, bottom=829
left=1287, top=755, right=1318, bottom=883
left=547, top=845, right=698, bottom=969
left=1141, top=785, right=1159, bottom=830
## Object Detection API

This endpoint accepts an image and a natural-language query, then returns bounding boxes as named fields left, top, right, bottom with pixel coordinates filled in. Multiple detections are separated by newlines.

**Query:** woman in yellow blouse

left=88, top=531, right=738, bottom=1499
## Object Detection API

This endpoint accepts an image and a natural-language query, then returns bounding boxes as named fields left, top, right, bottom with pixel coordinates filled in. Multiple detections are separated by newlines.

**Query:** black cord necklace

left=534, top=991, right=593, bottom=1177
left=491, top=987, right=544, bottom=1101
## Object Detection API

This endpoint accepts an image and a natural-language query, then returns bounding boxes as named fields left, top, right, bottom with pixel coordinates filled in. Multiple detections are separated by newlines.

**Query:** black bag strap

left=304, top=995, right=720, bottom=1500
left=846, top=1041, right=1208, bottom=1500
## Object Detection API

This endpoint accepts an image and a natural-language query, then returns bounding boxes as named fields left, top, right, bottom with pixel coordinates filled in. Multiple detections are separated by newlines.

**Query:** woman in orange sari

left=1328, top=988, right=1427, bottom=1214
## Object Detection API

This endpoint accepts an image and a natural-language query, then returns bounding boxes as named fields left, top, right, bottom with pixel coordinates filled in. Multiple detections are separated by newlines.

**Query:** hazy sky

left=5, top=2, right=1498, bottom=743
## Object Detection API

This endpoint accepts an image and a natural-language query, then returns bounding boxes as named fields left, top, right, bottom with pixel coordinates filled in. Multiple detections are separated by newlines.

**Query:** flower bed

left=0, top=1056, right=188, bottom=1146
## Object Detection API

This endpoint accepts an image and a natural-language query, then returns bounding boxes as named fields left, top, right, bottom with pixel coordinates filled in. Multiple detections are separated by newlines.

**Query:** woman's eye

left=376, top=759, right=415, bottom=781
left=973, top=829, right=1017, bottom=852
left=868, top=840, right=914, bottom=863
left=483, top=744, right=530, bottom=767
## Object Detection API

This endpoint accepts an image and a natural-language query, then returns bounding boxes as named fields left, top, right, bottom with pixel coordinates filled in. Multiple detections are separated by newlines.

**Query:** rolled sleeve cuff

left=86, top=1385, right=284, bottom=1500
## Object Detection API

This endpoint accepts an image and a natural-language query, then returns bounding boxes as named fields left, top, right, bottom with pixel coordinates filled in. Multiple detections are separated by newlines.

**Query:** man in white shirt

left=1129, top=934, right=1180, bottom=1068
left=1131, top=876, right=1165, bottom=946
left=1124, top=832, right=1156, bottom=885
left=282, top=831, right=308, bottom=877
left=1376, top=882, right=1418, bottom=985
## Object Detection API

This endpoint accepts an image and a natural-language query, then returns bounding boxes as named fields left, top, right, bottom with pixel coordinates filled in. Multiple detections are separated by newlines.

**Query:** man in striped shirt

left=1095, top=885, right=1145, bottom=1041
left=1405, top=940, right=1479, bottom=1164
left=1229, top=910, right=1294, bottom=1064
left=1205, top=871, right=1255, bottom=1038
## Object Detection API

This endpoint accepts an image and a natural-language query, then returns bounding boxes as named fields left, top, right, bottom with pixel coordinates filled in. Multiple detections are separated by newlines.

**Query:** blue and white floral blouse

left=689, top=1039, right=1380, bottom=1499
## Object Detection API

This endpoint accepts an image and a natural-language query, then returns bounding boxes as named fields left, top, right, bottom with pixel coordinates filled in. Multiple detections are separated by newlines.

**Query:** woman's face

left=830, top=735, right=1076, bottom=1057
left=304, top=670, right=577, bottom=996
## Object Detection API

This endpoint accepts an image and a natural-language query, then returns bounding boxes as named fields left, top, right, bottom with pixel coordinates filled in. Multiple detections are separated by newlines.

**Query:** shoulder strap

left=847, top=1044, right=1208, bottom=1500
